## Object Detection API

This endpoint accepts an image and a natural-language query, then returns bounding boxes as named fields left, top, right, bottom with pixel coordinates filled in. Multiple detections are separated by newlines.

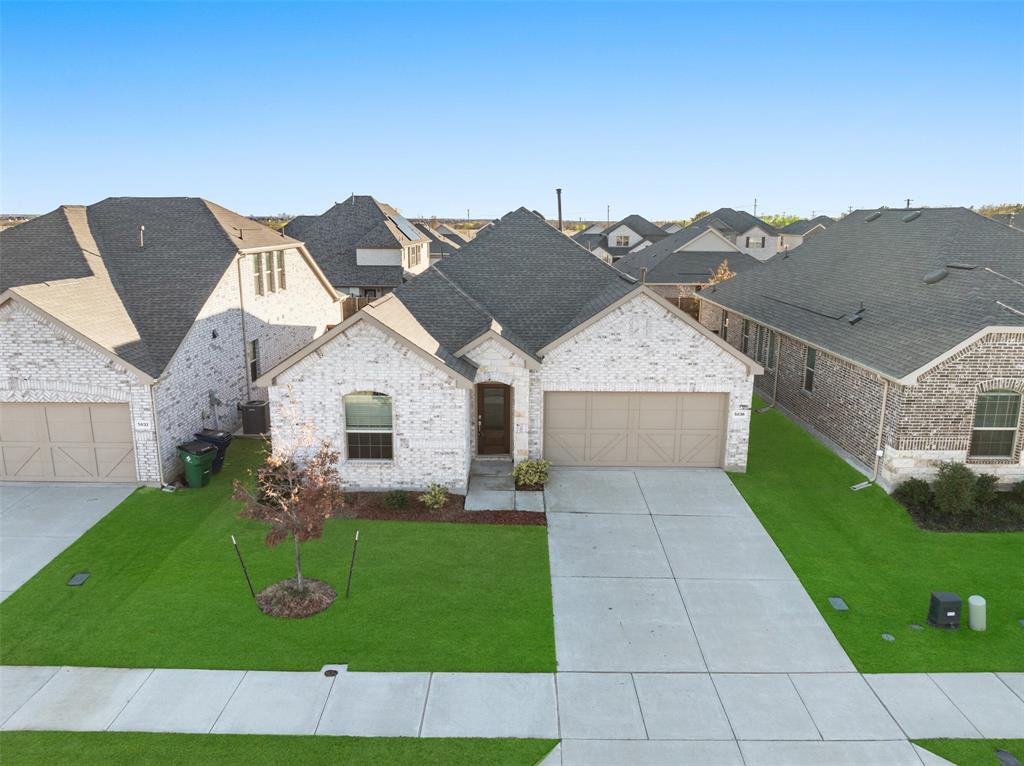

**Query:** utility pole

left=606, top=204, right=610, bottom=227
left=753, top=197, right=758, bottom=216
left=904, top=198, right=913, bottom=209
left=556, top=188, right=563, bottom=232
left=466, top=208, right=470, bottom=221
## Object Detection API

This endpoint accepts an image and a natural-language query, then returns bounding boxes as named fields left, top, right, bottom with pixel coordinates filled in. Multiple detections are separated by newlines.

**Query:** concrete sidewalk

left=3, top=665, right=1021, bottom=762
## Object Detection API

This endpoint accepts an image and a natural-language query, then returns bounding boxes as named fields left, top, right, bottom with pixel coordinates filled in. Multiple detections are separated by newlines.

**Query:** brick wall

left=700, top=298, right=1024, bottom=484
left=153, top=247, right=340, bottom=480
left=464, top=338, right=532, bottom=460
left=536, top=293, right=755, bottom=471
left=0, top=301, right=161, bottom=481
left=270, top=321, right=473, bottom=494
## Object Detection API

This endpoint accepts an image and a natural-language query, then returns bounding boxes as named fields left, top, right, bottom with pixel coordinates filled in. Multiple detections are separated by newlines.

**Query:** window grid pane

left=969, top=429, right=1015, bottom=458
left=276, top=251, right=286, bottom=290
left=253, top=254, right=264, bottom=296
left=973, top=393, right=1021, bottom=429
left=345, top=393, right=393, bottom=430
left=347, top=432, right=393, bottom=460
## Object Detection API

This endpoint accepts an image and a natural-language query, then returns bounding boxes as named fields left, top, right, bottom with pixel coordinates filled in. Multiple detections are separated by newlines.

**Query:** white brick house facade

left=262, top=290, right=759, bottom=493
left=2, top=247, right=339, bottom=484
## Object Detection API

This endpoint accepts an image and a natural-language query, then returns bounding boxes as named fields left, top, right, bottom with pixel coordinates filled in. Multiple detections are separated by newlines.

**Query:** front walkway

left=2, top=469, right=1022, bottom=765
left=0, top=482, right=135, bottom=601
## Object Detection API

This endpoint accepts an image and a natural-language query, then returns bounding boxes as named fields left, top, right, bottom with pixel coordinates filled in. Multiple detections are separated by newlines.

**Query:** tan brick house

left=258, top=208, right=762, bottom=494
left=0, top=197, right=340, bottom=484
left=697, top=207, right=1024, bottom=487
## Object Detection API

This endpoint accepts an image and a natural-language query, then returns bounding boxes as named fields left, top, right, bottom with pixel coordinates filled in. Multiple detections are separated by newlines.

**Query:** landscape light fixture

left=67, top=572, right=90, bottom=586
left=828, top=597, right=849, bottom=611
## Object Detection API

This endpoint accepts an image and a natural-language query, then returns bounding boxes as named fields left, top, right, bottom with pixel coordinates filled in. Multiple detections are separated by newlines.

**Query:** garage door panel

left=545, top=392, right=726, bottom=468
left=0, top=403, right=136, bottom=482
left=45, top=405, right=95, bottom=442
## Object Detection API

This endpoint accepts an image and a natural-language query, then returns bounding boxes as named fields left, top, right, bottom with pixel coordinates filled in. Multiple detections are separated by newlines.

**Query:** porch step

left=471, top=458, right=512, bottom=477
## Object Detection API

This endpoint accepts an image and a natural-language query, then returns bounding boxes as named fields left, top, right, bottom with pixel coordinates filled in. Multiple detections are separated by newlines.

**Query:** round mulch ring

left=256, top=578, right=337, bottom=618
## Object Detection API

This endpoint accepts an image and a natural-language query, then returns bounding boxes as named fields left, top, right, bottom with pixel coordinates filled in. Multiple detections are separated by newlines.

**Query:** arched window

left=344, top=392, right=393, bottom=460
left=969, top=390, right=1021, bottom=458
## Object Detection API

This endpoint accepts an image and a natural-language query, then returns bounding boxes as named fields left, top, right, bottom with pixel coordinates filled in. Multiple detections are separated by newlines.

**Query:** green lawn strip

left=729, top=398, right=1024, bottom=673
left=0, top=439, right=556, bottom=672
left=914, top=739, right=1024, bottom=766
left=0, top=731, right=558, bottom=766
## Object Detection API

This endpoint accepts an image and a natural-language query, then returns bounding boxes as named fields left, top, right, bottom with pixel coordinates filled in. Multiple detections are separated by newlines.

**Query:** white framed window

left=263, top=252, right=276, bottom=293
left=969, top=390, right=1021, bottom=458
left=275, top=251, right=286, bottom=289
left=615, top=235, right=630, bottom=247
left=253, top=253, right=264, bottom=296
left=719, top=311, right=728, bottom=337
left=765, top=330, right=776, bottom=370
left=803, top=347, right=816, bottom=392
left=247, top=339, right=260, bottom=381
left=363, top=288, right=379, bottom=299
left=741, top=319, right=751, bottom=354
left=344, top=391, right=393, bottom=460
left=745, top=236, right=766, bottom=248
left=754, top=325, right=765, bottom=362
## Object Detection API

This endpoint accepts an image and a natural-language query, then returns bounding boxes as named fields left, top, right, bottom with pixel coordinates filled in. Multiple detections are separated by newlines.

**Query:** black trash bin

left=240, top=400, right=270, bottom=435
left=193, top=429, right=233, bottom=473
left=177, top=441, right=218, bottom=488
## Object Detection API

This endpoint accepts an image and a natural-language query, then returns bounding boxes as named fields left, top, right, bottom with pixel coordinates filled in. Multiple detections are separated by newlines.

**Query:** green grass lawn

left=729, top=399, right=1024, bottom=673
left=915, top=739, right=1024, bottom=766
left=0, top=732, right=557, bottom=766
left=0, top=440, right=555, bottom=672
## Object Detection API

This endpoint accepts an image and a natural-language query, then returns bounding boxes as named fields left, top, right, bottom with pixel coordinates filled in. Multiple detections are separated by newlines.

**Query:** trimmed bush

left=383, top=490, right=409, bottom=511
left=419, top=483, right=449, bottom=511
left=512, top=459, right=551, bottom=488
left=932, top=462, right=978, bottom=519
left=893, top=477, right=933, bottom=513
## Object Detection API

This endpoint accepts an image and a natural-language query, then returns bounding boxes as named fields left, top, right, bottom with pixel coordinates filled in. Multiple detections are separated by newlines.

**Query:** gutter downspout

left=852, top=377, right=889, bottom=490
left=149, top=380, right=166, bottom=487
left=236, top=254, right=251, bottom=401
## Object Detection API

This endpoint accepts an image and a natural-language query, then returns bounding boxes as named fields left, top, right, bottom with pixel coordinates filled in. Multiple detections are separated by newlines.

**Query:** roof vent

left=848, top=314, right=864, bottom=325
left=865, top=211, right=882, bottom=222
left=903, top=211, right=922, bottom=222
left=946, top=262, right=978, bottom=270
left=924, top=268, right=949, bottom=284
left=139, top=225, right=145, bottom=248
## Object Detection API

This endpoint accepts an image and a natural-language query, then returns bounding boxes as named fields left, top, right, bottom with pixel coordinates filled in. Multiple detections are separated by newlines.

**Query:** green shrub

left=419, top=483, right=449, bottom=511
left=932, top=462, right=978, bottom=519
left=383, top=490, right=409, bottom=511
left=974, top=473, right=1000, bottom=511
left=512, top=459, right=551, bottom=487
left=892, top=478, right=933, bottom=512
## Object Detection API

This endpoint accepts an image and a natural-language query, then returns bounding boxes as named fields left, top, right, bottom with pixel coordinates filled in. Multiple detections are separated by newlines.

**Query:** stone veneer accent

left=698, top=300, right=1024, bottom=485
left=267, top=292, right=756, bottom=493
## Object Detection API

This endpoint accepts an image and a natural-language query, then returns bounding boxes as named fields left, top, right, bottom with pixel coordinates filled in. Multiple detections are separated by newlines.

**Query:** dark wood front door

left=477, top=383, right=511, bottom=455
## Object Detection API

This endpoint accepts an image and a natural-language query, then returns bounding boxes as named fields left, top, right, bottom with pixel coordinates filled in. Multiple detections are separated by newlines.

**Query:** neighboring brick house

left=0, top=197, right=340, bottom=484
left=258, top=208, right=761, bottom=494
left=283, top=195, right=430, bottom=299
left=697, top=207, right=1024, bottom=487
left=615, top=225, right=761, bottom=316
left=572, top=214, right=671, bottom=262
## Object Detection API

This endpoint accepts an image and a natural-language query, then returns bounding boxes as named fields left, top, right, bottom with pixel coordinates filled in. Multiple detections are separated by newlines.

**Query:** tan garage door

left=544, top=392, right=727, bottom=467
left=0, top=403, right=136, bottom=482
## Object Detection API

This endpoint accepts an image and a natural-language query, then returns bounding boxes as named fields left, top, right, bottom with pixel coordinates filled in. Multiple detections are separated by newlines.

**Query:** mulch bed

left=334, top=491, right=546, bottom=526
left=257, top=578, right=337, bottom=618
left=905, top=505, right=1024, bottom=533
left=515, top=483, right=544, bottom=492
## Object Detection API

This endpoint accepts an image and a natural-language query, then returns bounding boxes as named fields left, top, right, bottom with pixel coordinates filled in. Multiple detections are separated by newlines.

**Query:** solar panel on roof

left=389, top=214, right=422, bottom=242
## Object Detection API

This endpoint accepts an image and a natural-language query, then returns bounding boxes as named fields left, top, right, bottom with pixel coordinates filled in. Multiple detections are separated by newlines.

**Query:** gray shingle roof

left=616, top=247, right=761, bottom=284
left=283, top=195, right=425, bottom=289
left=606, top=214, right=670, bottom=241
left=688, top=208, right=779, bottom=237
left=413, top=221, right=461, bottom=258
left=701, top=207, right=1024, bottom=380
left=388, top=207, right=637, bottom=360
left=1, top=197, right=301, bottom=378
left=781, top=215, right=834, bottom=235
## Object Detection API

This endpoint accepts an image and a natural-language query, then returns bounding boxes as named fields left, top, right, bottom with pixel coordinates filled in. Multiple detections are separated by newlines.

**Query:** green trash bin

left=177, top=440, right=218, bottom=488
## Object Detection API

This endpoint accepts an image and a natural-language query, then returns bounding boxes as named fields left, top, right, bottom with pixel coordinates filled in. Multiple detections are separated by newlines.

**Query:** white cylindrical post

left=968, top=595, right=986, bottom=632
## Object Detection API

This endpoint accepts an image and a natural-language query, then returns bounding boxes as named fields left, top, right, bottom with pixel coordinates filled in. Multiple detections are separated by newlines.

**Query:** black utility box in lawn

left=193, top=429, right=233, bottom=473
left=177, top=440, right=218, bottom=489
left=240, top=400, right=270, bottom=435
left=928, top=591, right=962, bottom=629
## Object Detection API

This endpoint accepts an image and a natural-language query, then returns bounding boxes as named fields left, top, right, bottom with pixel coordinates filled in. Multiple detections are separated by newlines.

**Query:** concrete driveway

left=0, top=483, right=136, bottom=600
left=546, top=468, right=854, bottom=674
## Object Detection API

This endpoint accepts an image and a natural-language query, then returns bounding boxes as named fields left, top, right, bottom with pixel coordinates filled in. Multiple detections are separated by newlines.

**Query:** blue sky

left=2, top=2, right=1021, bottom=220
